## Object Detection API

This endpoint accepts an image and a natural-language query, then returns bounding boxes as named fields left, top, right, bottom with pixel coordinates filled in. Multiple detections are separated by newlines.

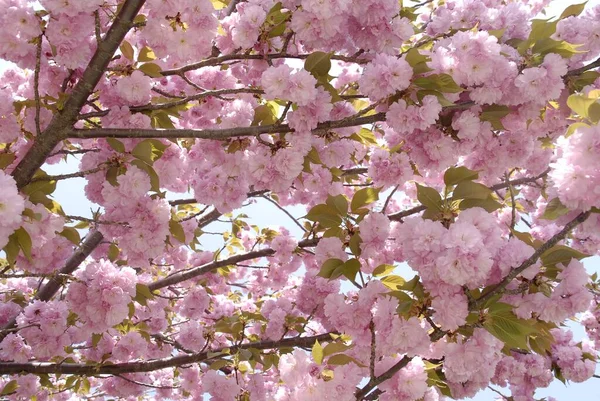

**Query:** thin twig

left=261, top=195, right=307, bottom=232
left=381, top=186, right=399, bottom=214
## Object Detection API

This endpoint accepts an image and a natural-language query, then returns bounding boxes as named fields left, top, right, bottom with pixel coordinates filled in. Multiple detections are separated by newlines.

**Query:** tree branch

left=161, top=53, right=369, bottom=77
left=10, top=0, right=147, bottom=189
left=0, top=230, right=104, bottom=339
left=355, top=356, right=412, bottom=400
left=565, top=57, right=600, bottom=77
left=67, top=113, right=387, bottom=140
left=470, top=210, right=592, bottom=310
left=0, top=332, right=336, bottom=375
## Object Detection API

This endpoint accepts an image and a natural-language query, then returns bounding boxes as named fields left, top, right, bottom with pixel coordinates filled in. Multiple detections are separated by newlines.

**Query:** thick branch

left=68, top=113, right=387, bottom=140
left=565, top=57, right=600, bottom=77
left=0, top=231, right=104, bottom=339
left=148, top=238, right=319, bottom=291
left=161, top=53, right=369, bottom=76
left=470, top=210, right=592, bottom=310
left=11, top=0, right=147, bottom=189
left=0, top=332, right=336, bottom=375
left=355, top=356, right=412, bottom=400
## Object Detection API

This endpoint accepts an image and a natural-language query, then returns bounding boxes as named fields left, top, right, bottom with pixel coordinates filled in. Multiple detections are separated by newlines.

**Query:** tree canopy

left=0, top=0, right=600, bottom=400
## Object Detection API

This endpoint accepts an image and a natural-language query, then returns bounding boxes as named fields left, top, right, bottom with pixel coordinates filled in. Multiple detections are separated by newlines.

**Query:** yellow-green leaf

left=541, top=245, right=588, bottom=266
left=567, top=94, right=598, bottom=118
left=169, top=219, right=187, bottom=244
left=312, top=340, right=324, bottom=364
left=541, top=197, right=570, bottom=220
left=444, top=166, right=479, bottom=187
left=372, top=264, right=395, bottom=277
left=350, top=187, right=381, bottom=212
left=560, top=1, right=587, bottom=19
left=106, top=138, right=126, bottom=153
left=318, top=258, right=345, bottom=279
left=138, top=46, right=156, bottom=62
left=326, top=195, right=348, bottom=217
left=416, top=183, right=442, bottom=210
left=381, top=274, right=406, bottom=290
left=304, top=51, right=332, bottom=78
left=0, top=380, right=18, bottom=396
left=138, top=63, right=162, bottom=78
left=453, top=181, right=492, bottom=200
left=305, top=204, right=342, bottom=228
left=120, top=40, right=134, bottom=61
left=59, top=227, right=81, bottom=245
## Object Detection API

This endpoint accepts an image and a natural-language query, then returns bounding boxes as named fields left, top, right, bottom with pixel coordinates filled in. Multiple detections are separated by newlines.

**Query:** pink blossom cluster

left=15, top=300, right=71, bottom=360
left=99, top=166, right=172, bottom=266
left=143, top=0, right=217, bottom=65
left=493, top=352, right=553, bottom=399
left=0, top=171, right=24, bottom=249
left=66, top=259, right=137, bottom=333
left=512, top=259, right=593, bottom=323
left=549, top=123, right=600, bottom=211
left=443, top=328, right=505, bottom=398
left=550, top=328, right=596, bottom=383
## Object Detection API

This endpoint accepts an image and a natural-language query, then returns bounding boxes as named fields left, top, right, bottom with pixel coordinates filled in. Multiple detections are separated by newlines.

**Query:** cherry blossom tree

left=1, top=0, right=600, bottom=399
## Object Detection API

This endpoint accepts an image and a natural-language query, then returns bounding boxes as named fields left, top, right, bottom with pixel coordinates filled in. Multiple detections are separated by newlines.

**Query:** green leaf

left=589, top=102, right=600, bottom=123
left=169, top=219, right=186, bottom=244
left=138, top=46, right=156, bottom=62
left=348, top=233, right=362, bottom=257
left=459, top=196, right=502, bottom=212
left=0, top=153, right=16, bottom=169
left=106, top=166, right=120, bottom=186
left=350, top=187, right=381, bottom=212
left=327, top=354, right=366, bottom=367
left=484, top=310, right=537, bottom=350
left=333, top=258, right=361, bottom=281
left=444, top=166, right=479, bottom=187
left=453, top=181, right=492, bottom=200
left=132, top=140, right=154, bottom=164
left=305, top=204, right=342, bottom=228
left=120, top=40, right=134, bottom=61
left=151, top=111, right=175, bottom=129
left=318, top=258, right=345, bottom=279
left=381, top=275, right=406, bottom=290
left=59, top=227, right=81, bottom=245
left=480, top=104, right=511, bottom=130
left=541, top=198, right=570, bottom=220
left=92, top=333, right=103, bottom=347
left=416, top=89, right=455, bottom=107
left=252, top=103, right=278, bottom=126
left=404, top=48, right=432, bottom=75
left=209, top=359, right=230, bottom=370
left=532, top=38, right=584, bottom=58
left=413, top=74, right=463, bottom=93
left=15, top=227, right=32, bottom=261
left=567, top=94, right=598, bottom=118
left=106, top=138, right=126, bottom=153
left=560, top=1, right=587, bottom=19
left=323, top=342, right=351, bottom=356
left=0, top=380, right=18, bottom=395
left=134, top=283, right=154, bottom=307
left=416, top=183, right=442, bottom=210
left=541, top=245, right=589, bottom=266
left=312, top=340, right=324, bottom=364
left=326, top=195, right=348, bottom=217
left=565, top=122, right=590, bottom=137
left=373, top=264, right=395, bottom=277
left=304, top=51, right=332, bottom=78
left=130, top=159, right=160, bottom=192
left=138, top=63, right=162, bottom=78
